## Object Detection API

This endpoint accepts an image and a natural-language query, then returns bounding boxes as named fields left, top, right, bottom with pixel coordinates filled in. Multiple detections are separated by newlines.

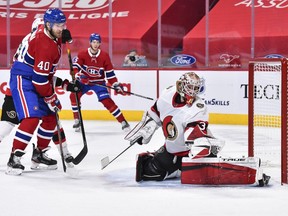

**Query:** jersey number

left=198, top=122, right=207, bottom=131
left=37, top=61, right=50, bottom=71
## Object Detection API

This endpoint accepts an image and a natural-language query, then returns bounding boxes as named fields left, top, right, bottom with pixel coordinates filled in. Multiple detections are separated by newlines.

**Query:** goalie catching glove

left=125, top=112, right=160, bottom=145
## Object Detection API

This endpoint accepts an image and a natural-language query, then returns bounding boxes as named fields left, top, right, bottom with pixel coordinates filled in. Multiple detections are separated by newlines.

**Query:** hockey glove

left=80, top=74, right=89, bottom=85
left=44, top=93, right=62, bottom=112
left=112, top=82, right=124, bottom=94
left=62, top=79, right=81, bottom=92
left=125, top=112, right=159, bottom=145
left=62, top=29, right=73, bottom=44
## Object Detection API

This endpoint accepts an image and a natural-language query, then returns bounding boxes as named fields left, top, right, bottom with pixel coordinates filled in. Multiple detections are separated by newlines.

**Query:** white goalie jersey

left=149, top=85, right=209, bottom=155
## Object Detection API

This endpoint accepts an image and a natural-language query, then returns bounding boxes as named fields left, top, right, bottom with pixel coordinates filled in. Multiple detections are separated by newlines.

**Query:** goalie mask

left=176, top=72, right=201, bottom=106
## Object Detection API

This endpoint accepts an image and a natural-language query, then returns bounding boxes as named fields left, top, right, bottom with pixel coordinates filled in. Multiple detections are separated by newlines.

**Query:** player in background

left=6, top=8, right=79, bottom=175
left=69, top=33, right=130, bottom=132
left=0, top=18, right=77, bottom=168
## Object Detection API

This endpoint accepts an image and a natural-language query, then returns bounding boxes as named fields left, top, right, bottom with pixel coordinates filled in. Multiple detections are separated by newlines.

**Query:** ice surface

left=0, top=120, right=287, bottom=216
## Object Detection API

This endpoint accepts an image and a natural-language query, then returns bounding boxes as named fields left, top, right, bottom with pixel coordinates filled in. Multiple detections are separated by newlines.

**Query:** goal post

left=248, top=58, right=288, bottom=184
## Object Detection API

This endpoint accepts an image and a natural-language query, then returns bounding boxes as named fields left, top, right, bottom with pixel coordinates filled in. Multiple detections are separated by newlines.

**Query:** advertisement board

left=0, top=69, right=251, bottom=124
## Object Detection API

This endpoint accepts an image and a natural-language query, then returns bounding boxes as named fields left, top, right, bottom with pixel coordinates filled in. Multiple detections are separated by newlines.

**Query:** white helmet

left=176, top=72, right=201, bottom=105
left=31, top=18, right=44, bottom=32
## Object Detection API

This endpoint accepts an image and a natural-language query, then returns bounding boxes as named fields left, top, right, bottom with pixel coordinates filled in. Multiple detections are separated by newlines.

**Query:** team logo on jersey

left=87, top=67, right=102, bottom=77
left=162, top=116, right=178, bottom=141
left=6, top=111, right=17, bottom=119
left=166, top=122, right=177, bottom=140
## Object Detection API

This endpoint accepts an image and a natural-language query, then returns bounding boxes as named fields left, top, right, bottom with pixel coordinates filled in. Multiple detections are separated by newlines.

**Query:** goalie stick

left=66, top=42, right=88, bottom=165
left=93, top=83, right=154, bottom=101
left=101, top=142, right=136, bottom=170
left=101, top=114, right=150, bottom=169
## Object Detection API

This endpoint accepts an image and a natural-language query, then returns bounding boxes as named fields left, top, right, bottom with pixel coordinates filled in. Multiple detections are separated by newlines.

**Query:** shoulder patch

left=196, top=103, right=204, bottom=109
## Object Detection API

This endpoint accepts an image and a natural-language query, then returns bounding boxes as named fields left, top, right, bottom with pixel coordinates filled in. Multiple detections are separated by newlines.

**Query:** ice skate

left=56, top=142, right=74, bottom=168
left=121, top=120, right=131, bottom=132
left=31, top=144, right=57, bottom=170
left=6, top=150, right=25, bottom=175
left=64, top=152, right=74, bottom=168
left=57, top=144, right=79, bottom=176
left=73, top=119, right=81, bottom=132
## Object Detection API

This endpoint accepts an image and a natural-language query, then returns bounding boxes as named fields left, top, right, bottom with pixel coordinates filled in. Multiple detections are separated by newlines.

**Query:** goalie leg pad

left=136, top=146, right=182, bottom=182
left=136, top=152, right=154, bottom=182
left=181, top=157, right=266, bottom=185
left=136, top=152, right=166, bottom=182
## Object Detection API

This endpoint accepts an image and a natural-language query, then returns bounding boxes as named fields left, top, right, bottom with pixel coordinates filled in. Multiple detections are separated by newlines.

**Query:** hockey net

left=248, top=58, right=288, bottom=184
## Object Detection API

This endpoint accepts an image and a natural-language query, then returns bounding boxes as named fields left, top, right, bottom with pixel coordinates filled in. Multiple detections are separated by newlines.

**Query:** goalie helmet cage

left=248, top=58, right=288, bottom=184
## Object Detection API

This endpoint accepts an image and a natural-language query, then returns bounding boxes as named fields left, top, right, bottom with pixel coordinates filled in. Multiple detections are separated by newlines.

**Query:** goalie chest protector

left=181, top=157, right=260, bottom=185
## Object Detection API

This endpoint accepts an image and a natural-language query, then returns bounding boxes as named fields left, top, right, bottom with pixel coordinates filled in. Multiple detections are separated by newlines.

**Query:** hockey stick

left=101, top=112, right=149, bottom=169
left=55, top=110, right=66, bottom=172
left=93, top=83, right=154, bottom=101
left=101, top=142, right=136, bottom=170
left=66, top=42, right=88, bottom=165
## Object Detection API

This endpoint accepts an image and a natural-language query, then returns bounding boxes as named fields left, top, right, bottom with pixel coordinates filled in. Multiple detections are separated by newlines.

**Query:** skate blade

left=31, top=162, right=58, bottom=170
left=75, top=127, right=81, bottom=132
left=5, top=167, right=23, bottom=175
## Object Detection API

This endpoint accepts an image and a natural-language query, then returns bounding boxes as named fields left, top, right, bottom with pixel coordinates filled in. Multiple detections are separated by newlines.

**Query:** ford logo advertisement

left=170, top=54, right=196, bottom=66
left=264, top=54, right=284, bottom=58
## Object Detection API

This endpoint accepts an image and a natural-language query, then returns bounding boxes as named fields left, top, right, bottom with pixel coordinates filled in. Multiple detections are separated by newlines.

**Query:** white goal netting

left=249, top=59, right=288, bottom=184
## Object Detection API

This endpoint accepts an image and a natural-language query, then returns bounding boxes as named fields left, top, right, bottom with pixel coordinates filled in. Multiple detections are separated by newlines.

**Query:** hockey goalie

left=125, top=72, right=270, bottom=186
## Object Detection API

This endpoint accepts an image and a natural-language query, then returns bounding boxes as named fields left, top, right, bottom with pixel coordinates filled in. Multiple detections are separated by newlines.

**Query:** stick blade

left=72, top=145, right=88, bottom=165
left=101, top=156, right=110, bottom=170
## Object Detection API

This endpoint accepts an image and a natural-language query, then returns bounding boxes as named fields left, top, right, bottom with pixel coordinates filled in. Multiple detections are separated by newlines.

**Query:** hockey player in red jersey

left=69, top=33, right=130, bottom=132
left=125, top=72, right=270, bottom=186
left=6, top=8, right=79, bottom=175
left=0, top=87, right=76, bottom=169
left=0, top=18, right=77, bottom=169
